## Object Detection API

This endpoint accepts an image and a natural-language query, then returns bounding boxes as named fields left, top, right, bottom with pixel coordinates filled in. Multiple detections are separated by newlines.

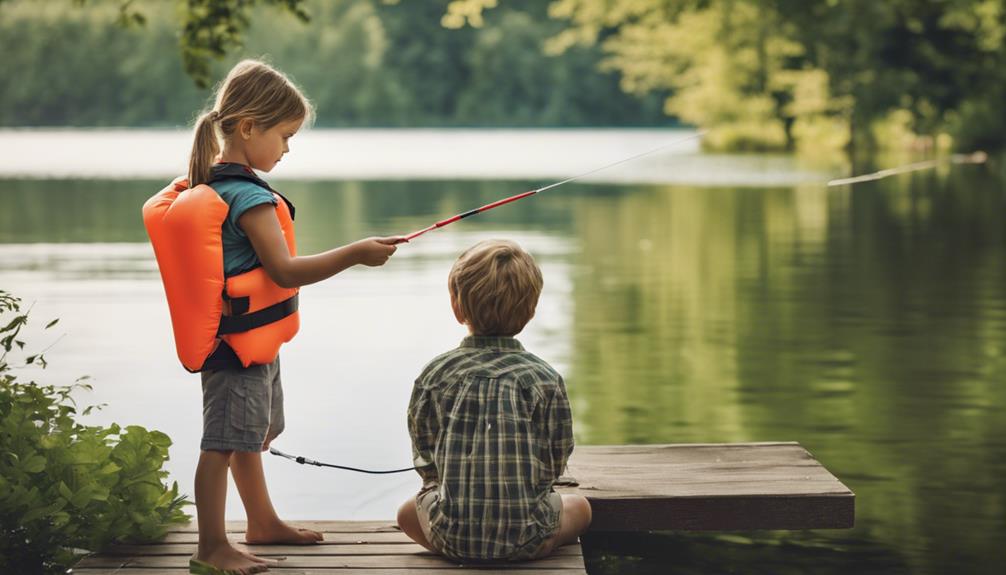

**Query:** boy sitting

left=397, top=239, right=591, bottom=562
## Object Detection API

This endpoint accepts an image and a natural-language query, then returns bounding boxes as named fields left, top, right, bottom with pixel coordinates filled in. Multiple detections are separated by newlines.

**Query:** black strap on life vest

left=196, top=341, right=243, bottom=373
left=217, top=293, right=299, bottom=335
left=208, top=162, right=296, bottom=220
left=195, top=291, right=296, bottom=370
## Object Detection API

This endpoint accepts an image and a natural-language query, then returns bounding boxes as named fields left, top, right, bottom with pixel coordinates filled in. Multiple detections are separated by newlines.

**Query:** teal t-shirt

left=213, top=178, right=277, bottom=277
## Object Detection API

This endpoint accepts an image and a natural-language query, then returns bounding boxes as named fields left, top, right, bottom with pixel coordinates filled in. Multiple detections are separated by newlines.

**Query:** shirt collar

left=460, top=335, right=525, bottom=351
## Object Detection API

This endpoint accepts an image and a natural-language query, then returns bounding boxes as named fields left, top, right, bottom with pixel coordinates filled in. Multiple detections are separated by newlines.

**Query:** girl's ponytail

left=188, top=110, right=220, bottom=187
left=186, top=60, right=313, bottom=188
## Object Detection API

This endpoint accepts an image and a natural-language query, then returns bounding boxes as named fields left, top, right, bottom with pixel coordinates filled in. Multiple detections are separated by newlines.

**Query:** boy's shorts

left=416, top=489, right=563, bottom=562
left=200, top=356, right=284, bottom=452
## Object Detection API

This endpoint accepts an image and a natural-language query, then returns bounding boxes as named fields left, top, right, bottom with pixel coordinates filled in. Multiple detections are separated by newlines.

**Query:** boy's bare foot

left=192, top=544, right=268, bottom=574
left=245, top=521, right=324, bottom=545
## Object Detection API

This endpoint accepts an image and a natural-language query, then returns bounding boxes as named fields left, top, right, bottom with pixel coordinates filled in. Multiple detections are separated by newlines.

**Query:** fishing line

left=272, top=134, right=989, bottom=475
left=271, top=133, right=715, bottom=475
left=826, top=151, right=988, bottom=187
left=270, top=447, right=417, bottom=474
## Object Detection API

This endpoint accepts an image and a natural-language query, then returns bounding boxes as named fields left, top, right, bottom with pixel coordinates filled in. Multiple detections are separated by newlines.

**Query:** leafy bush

left=0, top=290, right=190, bottom=575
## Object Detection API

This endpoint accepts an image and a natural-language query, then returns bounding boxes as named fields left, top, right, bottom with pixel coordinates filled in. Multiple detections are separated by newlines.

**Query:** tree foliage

left=451, top=0, right=1006, bottom=152
left=179, top=0, right=310, bottom=88
left=0, top=0, right=670, bottom=128
left=2, top=0, right=1001, bottom=149
left=0, top=0, right=310, bottom=88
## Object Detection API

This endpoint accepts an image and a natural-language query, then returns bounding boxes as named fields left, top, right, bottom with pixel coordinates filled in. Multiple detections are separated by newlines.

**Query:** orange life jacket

left=143, top=163, right=299, bottom=372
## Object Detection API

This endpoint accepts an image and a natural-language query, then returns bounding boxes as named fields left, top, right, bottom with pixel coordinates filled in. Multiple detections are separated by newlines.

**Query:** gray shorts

left=200, top=356, right=285, bottom=452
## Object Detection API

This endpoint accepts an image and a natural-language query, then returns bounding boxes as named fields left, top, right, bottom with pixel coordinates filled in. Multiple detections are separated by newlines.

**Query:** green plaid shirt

left=407, top=335, right=574, bottom=560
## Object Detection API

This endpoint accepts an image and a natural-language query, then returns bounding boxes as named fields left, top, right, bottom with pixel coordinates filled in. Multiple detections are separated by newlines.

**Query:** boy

left=397, top=239, right=591, bottom=562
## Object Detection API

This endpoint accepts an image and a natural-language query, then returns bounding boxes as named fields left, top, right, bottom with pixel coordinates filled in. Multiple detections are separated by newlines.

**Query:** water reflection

left=1, top=159, right=1004, bottom=574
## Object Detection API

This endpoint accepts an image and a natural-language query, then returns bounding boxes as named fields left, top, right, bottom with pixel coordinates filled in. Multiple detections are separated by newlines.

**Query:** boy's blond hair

left=188, top=59, right=315, bottom=187
left=448, top=240, right=543, bottom=336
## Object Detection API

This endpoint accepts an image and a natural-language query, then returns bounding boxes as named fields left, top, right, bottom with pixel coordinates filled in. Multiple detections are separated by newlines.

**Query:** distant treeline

left=0, top=0, right=673, bottom=129
left=519, top=0, right=1006, bottom=153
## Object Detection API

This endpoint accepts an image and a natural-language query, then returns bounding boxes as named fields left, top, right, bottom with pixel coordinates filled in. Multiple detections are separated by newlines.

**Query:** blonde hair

left=188, top=59, right=315, bottom=186
left=448, top=239, right=544, bottom=336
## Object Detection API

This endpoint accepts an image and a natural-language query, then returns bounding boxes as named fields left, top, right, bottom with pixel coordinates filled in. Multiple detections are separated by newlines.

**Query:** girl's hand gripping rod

left=397, top=130, right=707, bottom=243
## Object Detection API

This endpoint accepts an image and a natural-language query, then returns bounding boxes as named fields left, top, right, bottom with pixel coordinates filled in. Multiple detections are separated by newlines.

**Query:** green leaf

left=45, top=497, right=68, bottom=514
left=70, top=485, right=94, bottom=509
left=99, top=461, right=121, bottom=476
left=22, top=506, right=47, bottom=523
left=51, top=511, right=71, bottom=528
left=23, top=454, right=45, bottom=473
left=154, top=487, right=175, bottom=509
left=149, top=430, right=172, bottom=448
left=45, top=318, right=59, bottom=329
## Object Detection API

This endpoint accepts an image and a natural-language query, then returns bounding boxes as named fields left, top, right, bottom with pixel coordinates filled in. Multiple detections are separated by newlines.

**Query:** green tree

left=0, top=0, right=671, bottom=127
left=0, top=0, right=310, bottom=88
left=446, top=0, right=1006, bottom=151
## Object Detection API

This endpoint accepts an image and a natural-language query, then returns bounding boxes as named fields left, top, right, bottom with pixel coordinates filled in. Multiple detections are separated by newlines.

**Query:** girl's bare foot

left=193, top=543, right=268, bottom=574
left=238, top=548, right=282, bottom=566
left=245, top=521, right=324, bottom=545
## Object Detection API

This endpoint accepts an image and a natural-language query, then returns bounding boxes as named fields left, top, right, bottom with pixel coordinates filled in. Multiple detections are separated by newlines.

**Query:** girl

left=144, top=60, right=402, bottom=575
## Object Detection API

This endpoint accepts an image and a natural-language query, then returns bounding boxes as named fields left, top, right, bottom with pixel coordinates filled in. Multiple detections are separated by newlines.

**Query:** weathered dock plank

left=75, top=553, right=586, bottom=569
left=153, top=530, right=414, bottom=544
left=73, top=571, right=580, bottom=575
left=557, top=442, right=854, bottom=531
left=99, top=542, right=581, bottom=557
left=73, top=521, right=587, bottom=574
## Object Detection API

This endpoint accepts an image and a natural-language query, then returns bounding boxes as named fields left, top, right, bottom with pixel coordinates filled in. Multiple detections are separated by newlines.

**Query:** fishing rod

left=270, top=447, right=417, bottom=474
left=271, top=132, right=710, bottom=476
left=394, top=129, right=988, bottom=242
left=826, top=151, right=988, bottom=187
left=273, top=136, right=990, bottom=477
left=397, top=130, right=709, bottom=242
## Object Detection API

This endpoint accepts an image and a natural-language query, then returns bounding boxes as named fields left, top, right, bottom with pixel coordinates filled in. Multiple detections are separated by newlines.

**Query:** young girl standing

left=144, top=60, right=402, bottom=575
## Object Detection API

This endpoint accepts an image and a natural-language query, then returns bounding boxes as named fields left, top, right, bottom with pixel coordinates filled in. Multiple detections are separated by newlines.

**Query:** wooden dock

left=558, top=442, right=854, bottom=531
left=74, top=442, right=852, bottom=574
left=74, top=520, right=587, bottom=574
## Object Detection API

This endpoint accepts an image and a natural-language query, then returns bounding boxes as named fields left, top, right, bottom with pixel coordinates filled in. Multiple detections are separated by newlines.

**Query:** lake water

left=1, top=129, right=1003, bottom=574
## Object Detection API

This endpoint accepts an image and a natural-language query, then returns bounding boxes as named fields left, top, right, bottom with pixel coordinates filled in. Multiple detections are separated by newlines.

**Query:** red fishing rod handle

left=403, top=189, right=539, bottom=241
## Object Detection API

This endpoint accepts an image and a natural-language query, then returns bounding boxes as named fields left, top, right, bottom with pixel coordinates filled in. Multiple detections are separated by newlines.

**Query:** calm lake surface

left=1, top=129, right=1004, bottom=574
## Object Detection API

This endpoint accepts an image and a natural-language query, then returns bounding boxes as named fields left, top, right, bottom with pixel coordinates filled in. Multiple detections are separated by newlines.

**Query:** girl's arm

left=240, top=203, right=402, bottom=288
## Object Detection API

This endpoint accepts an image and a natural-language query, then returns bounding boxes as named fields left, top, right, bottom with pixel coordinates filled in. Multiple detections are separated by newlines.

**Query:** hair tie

left=207, top=110, right=220, bottom=122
